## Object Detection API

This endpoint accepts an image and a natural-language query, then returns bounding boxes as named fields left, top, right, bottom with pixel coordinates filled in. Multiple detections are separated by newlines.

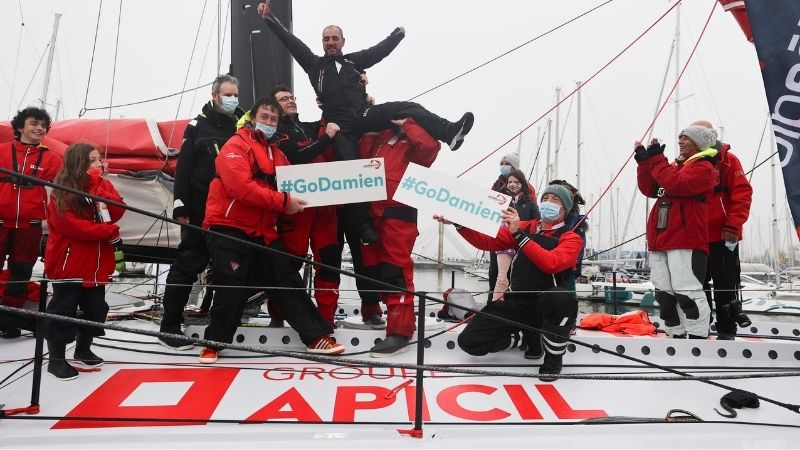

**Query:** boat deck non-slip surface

left=1, top=319, right=800, bottom=448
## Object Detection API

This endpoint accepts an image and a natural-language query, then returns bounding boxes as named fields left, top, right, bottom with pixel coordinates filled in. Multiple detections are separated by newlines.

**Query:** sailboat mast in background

left=39, top=13, right=62, bottom=115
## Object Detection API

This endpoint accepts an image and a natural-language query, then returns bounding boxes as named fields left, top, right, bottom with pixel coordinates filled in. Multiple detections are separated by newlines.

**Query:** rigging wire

left=575, top=0, right=717, bottom=229
left=14, top=43, right=50, bottom=112
left=406, top=0, right=615, bottom=101
left=79, top=0, right=104, bottom=118
left=167, top=0, right=209, bottom=148
left=6, top=1, right=25, bottom=118
left=188, top=2, right=220, bottom=115
left=103, top=0, right=124, bottom=159
left=456, top=0, right=682, bottom=179
left=747, top=112, right=770, bottom=183
left=80, top=82, right=214, bottom=114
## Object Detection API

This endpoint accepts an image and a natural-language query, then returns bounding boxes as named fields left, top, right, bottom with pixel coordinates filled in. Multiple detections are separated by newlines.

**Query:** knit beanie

left=500, top=153, right=520, bottom=170
left=679, top=126, right=716, bottom=150
left=542, top=184, right=574, bottom=212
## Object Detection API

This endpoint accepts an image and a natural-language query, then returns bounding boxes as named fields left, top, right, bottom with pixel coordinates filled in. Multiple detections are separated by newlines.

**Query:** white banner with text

left=393, top=163, right=509, bottom=236
left=276, top=158, right=387, bottom=207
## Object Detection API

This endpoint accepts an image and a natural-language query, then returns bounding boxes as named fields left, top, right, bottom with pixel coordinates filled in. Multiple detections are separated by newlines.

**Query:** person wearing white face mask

left=159, top=75, right=247, bottom=350
left=487, top=154, right=539, bottom=303
left=434, top=183, right=581, bottom=382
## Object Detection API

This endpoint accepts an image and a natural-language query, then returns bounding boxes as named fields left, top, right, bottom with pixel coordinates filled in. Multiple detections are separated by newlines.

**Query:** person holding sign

left=199, top=97, right=344, bottom=363
left=434, top=184, right=582, bottom=381
left=257, top=1, right=474, bottom=246
left=359, top=118, right=441, bottom=357
left=269, top=85, right=343, bottom=328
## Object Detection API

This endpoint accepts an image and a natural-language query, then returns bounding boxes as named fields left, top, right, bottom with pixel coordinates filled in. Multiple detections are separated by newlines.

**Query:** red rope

left=574, top=0, right=719, bottom=229
left=456, top=1, right=683, bottom=179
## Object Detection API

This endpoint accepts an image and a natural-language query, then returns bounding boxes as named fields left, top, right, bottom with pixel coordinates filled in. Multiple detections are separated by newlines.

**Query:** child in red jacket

left=44, top=142, right=125, bottom=381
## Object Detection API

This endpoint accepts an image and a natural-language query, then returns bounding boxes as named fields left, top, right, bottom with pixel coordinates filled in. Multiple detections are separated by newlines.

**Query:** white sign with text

left=276, top=158, right=387, bottom=207
left=393, top=163, right=509, bottom=236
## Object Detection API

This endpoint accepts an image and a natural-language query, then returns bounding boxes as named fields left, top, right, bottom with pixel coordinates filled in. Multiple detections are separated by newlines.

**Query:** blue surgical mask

left=500, top=165, right=512, bottom=176
left=255, top=122, right=277, bottom=139
left=539, top=201, right=562, bottom=221
left=219, top=95, right=239, bottom=114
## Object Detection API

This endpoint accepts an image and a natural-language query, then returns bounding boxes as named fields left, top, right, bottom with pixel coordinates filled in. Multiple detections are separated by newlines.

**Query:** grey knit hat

left=500, top=153, right=520, bottom=170
left=679, top=126, right=716, bottom=151
left=542, top=184, right=574, bottom=212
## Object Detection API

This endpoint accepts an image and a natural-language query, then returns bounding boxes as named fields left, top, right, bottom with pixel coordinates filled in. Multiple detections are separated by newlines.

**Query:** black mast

left=230, top=0, right=293, bottom=110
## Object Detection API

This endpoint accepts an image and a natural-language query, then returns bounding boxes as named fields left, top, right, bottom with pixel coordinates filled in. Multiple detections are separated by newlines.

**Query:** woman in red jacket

left=44, top=142, right=125, bottom=380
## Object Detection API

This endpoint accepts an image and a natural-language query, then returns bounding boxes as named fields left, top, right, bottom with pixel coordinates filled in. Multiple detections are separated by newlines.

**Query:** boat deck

left=2, top=314, right=800, bottom=448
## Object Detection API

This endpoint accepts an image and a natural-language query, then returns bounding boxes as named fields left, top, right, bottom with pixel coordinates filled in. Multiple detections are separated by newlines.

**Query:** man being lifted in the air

left=257, top=1, right=474, bottom=244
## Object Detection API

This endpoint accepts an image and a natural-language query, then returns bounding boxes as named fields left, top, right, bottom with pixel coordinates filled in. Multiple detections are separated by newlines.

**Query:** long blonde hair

left=52, top=142, right=97, bottom=216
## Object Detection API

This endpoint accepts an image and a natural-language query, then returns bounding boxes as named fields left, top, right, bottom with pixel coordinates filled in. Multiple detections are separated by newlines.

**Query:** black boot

left=0, top=326, right=22, bottom=339
left=524, top=332, right=544, bottom=360
left=369, top=334, right=410, bottom=358
left=47, top=340, right=79, bottom=381
left=74, top=334, right=104, bottom=367
left=446, top=112, right=475, bottom=151
left=538, top=353, right=563, bottom=382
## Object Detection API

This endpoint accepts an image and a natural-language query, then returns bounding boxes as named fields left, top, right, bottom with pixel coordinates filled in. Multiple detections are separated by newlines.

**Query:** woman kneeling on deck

left=44, top=142, right=126, bottom=381
left=434, top=184, right=582, bottom=382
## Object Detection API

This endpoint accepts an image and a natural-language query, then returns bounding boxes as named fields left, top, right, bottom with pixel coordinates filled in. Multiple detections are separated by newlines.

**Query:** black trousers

left=204, top=227, right=332, bottom=347
left=337, top=210, right=380, bottom=306
left=45, top=283, right=108, bottom=344
left=487, top=251, right=499, bottom=303
left=458, top=287, right=577, bottom=356
left=160, top=221, right=210, bottom=332
left=704, top=241, right=740, bottom=335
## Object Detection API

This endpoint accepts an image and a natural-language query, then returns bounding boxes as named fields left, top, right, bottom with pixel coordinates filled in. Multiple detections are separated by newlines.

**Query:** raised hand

left=257, top=1, right=271, bottom=18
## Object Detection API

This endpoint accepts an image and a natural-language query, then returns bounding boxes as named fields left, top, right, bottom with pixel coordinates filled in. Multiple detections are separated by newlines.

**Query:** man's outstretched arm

left=258, top=2, right=318, bottom=73
left=348, top=27, right=405, bottom=70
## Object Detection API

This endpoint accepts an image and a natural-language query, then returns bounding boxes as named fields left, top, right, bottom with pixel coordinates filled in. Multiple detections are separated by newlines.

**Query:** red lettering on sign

left=402, top=385, right=431, bottom=422
left=244, top=387, right=322, bottom=423
left=263, top=367, right=294, bottom=381
left=53, top=368, right=239, bottom=429
left=298, top=366, right=324, bottom=380
left=332, top=386, right=395, bottom=422
left=536, top=384, right=608, bottom=419
left=437, top=384, right=510, bottom=421
left=503, top=384, right=543, bottom=420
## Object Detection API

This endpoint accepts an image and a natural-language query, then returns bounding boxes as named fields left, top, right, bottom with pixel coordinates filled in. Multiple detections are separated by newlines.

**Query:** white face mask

left=506, top=181, right=522, bottom=194
left=219, top=95, right=239, bottom=114
left=255, top=122, right=277, bottom=139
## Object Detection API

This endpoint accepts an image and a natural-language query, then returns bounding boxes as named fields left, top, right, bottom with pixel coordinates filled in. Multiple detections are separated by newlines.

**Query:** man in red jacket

left=0, top=107, right=62, bottom=338
left=691, top=120, right=753, bottom=339
left=270, top=85, right=343, bottom=328
left=198, top=97, right=344, bottom=363
left=434, top=184, right=583, bottom=381
left=358, top=118, right=441, bottom=357
left=635, top=126, right=717, bottom=339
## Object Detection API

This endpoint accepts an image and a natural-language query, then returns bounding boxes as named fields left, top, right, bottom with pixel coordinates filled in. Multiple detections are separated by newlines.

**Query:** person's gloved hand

left=110, top=238, right=125, bottom=273
left=633, top=143, right=649, bottom=163
left=646, top=141, right=666, bottom=158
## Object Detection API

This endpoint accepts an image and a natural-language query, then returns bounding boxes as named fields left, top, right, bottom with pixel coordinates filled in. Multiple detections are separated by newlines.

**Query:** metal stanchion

left=412, top=291, right=427, bottom=437
left=612, top=271, right=618, bottom=315
left=29, top=279, right=47, bottom=412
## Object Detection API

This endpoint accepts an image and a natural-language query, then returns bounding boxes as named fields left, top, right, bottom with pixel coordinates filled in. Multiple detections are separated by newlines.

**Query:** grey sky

left=0, top=0, right=795, bottom=262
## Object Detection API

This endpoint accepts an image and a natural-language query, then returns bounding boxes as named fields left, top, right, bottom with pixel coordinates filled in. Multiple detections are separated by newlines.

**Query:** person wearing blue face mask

left=198, top=97, right=346, bottom=363
left=159, top=75, right=247, bottom=350
left=434, top=183, right=582, bottom=382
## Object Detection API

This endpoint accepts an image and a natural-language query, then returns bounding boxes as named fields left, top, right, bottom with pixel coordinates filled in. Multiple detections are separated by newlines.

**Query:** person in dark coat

left=159, top=75, right=245, bottom=350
